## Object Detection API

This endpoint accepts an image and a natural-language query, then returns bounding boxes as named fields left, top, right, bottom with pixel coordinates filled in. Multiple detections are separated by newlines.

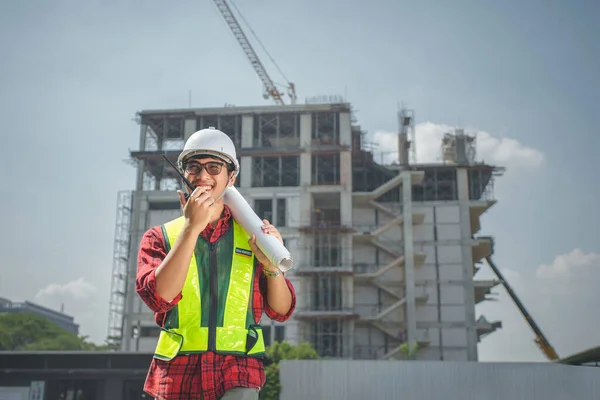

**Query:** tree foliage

left=260, top=341, right=319, bottom=400
left=0, top=313, right=107, bottom=351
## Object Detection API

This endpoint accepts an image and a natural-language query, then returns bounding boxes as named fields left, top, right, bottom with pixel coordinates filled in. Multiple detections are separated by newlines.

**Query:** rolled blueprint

left=223, top=186, right=294, bottom=272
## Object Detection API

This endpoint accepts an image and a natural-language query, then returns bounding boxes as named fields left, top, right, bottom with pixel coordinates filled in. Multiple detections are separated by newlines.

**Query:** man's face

left=182, top=156, right=236, bottom=200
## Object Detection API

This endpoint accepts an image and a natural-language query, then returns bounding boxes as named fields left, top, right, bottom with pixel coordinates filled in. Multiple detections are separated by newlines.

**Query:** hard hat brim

left=178, top=149, right=239, bottom=174
left=183, top=150, right=232, bottom=164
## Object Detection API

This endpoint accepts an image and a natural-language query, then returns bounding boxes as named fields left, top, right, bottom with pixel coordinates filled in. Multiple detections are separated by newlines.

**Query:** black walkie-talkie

left=162, top=155, right=194, bottom=200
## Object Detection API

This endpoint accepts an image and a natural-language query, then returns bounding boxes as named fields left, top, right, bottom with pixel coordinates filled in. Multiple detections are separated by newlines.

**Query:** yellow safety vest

left=153, top=216, right=266, bottom=361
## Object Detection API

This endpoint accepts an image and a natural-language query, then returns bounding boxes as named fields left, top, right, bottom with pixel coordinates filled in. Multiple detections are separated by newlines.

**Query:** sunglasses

left=184, top=161, right=226, bottom=176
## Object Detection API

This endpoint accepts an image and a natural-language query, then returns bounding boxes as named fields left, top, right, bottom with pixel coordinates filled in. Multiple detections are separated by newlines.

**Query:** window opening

left=312, top=112, right=339, bottom=145
left=253, top=113, right=299, bottom=147
left=252, top=156, right=300, bottom=187
left=312, top=154, right=340, bottom=185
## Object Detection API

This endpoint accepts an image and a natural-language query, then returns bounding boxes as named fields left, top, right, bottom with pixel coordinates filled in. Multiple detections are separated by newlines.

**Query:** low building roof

left=557, top=346, right=600, bottom=366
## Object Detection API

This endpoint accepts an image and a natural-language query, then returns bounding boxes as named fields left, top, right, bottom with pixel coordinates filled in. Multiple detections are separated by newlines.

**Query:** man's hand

left=249, top=219, right=292, bottom=314
left=248, top=219, right=283, bottom=270
left=156, top=187, right=218, bottom=302
left=177, top=187, right=220, bottom=233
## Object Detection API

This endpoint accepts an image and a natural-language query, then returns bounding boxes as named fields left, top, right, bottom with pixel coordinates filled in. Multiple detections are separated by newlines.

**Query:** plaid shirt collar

left=200, top=205, right=232, bottom=242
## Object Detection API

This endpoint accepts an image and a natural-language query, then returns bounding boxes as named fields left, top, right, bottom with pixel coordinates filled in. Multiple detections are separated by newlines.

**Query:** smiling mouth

left=196, top=184, right=215, bottom=191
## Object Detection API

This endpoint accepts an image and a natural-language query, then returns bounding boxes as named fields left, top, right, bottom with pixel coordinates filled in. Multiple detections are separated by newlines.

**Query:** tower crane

left=212, top=0, right=297, bottom=105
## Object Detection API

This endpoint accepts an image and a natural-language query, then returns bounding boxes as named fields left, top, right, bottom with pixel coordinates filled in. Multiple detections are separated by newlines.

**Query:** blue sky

left=0, top=0, right=598, bottom=361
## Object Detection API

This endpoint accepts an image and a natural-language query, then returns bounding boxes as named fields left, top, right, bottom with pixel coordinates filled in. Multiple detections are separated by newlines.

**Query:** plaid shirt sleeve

left=136, top=226, right=182, bottom=315
left=256, top=261, right=296, bottom=322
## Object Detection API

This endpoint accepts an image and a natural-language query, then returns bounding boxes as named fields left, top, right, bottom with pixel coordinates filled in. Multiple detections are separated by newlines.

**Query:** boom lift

left=212, top=0, right=297, bottom=105
left=485, top=256, right=560, bottom=361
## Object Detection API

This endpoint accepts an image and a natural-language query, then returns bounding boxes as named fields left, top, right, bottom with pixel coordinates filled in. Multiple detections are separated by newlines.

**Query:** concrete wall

left=280, top=360, right=600, bottom=400
left=0, top=386, right=30, bottom=400
left=414, top=203, right=473, bottom=360
left=351, top=197, right=481, bottom=361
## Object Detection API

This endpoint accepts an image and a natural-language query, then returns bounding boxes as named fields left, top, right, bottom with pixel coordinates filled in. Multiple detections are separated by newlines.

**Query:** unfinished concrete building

left=108, top=102, right=504, bottom=361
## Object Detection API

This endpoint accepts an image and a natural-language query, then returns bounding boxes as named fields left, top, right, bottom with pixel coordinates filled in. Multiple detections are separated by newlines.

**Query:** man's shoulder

left=143, top=214, right=182, bottom=238
left=147, top=216, right=185, bottom=233
left=142, top=225, right=165, bottom=242
left=157, top=215, right=185, bottom=228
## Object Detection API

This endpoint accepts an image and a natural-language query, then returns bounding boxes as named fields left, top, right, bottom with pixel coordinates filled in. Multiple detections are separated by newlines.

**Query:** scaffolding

left=298, top=318, right=354, bottom=358
left=398, top=107, right=416, bottom=166
left=293, top=186, right=357, bottom=358
left=107, top=190, right=133, bottom=347
left=253, top=113, right=299, bottom=147
left=296, top=276, right=354, bottom=313
left=311, top=111, right=340, bottom=145
left=312, top=153, right=341, bottom=185
left=441, top=128, right=476, bottom=165
left=251, top=155, right=299, bottom=187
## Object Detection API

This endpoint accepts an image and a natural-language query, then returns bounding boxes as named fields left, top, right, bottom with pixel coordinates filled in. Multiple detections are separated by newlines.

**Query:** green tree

left=0, top=313, right=105, bottom=351
left=260, top=341, right=319, bottom=400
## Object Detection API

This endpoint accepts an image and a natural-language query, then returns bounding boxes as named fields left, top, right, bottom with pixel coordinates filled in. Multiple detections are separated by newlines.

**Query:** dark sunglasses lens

left=185, top=162, right=223, bottom=175
left=185, top=165, right=199, bottom=174
left=206, top=164, right=222, bottom=175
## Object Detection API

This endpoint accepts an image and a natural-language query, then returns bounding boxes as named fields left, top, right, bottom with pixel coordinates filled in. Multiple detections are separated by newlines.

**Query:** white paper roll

left=223, top=186, right=294, bottom=272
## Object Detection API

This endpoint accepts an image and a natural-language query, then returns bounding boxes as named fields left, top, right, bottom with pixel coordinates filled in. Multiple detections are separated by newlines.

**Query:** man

left=136, top=127, right=296, bottom=400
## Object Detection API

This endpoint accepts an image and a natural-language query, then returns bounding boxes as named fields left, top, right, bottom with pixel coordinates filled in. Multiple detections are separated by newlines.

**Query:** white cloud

left=536, top=248, right=600, bottom=280
left=478, top=249, right=600, bottom=362
left=34, top=278, right=106, bottom=343
left=35, top=277, right=97, bottom=301
left=370, top=122, right=545, bottom=169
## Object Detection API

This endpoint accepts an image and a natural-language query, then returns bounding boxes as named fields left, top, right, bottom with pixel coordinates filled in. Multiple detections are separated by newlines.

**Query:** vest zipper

left=208, top=241, right=218, bottom=352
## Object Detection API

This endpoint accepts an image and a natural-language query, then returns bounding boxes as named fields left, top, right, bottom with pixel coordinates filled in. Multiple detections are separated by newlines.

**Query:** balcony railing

left=295, top=264, right=354, bottom=275
left=298, top=220, right=355, bottom=232
left=294, top=307, right=358, bottom=319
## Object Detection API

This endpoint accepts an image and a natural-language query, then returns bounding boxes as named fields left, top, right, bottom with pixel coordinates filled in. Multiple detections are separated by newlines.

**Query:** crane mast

left=212, top=0, right=295, bottom=105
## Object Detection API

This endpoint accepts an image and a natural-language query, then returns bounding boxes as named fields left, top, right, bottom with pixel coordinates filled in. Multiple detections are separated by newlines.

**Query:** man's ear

left=227, top=171, right=236, bottom=187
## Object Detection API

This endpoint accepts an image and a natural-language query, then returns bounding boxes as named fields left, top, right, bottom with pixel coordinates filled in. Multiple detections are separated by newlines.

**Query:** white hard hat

left=177, top=127, right=240, bottom=177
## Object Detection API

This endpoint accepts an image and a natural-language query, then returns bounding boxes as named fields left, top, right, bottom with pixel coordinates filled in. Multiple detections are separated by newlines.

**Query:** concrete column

left=457, top=168, right=478, bottom=360
left=300, top=153, right=311, bottom=187
left=138, top=123, right=147, bottom=151
left=340, top=188, right=352, bottom=227
left=241, top=115, right=254, bottom=148
left=300, top=113, right=311, bottom=147
left=339, top=112, right=351, bottom=146
left=457, top=167, right=470, bottom=200
left=240, top=157, right=252, bottom=188
left=340, top=151, right=352, bottom=189
left=240, top=115, right=254, bottom=189
left=298, top=106, right=312, bottom=232
left=184, top=118, right=196, bottom=140
left=136, top=124, right=147, bottom=191
left=401, top=171, right=417, bottom=349
left=136, top=160, right=145, bottom=191
left=341, top=183, right=354, bottom=343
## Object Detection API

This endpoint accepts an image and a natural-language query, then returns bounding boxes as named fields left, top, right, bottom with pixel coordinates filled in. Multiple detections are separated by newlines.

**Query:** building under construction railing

left=110, top=102, right=504, bottom=362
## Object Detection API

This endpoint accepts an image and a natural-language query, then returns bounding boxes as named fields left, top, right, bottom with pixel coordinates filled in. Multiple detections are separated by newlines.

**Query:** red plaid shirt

left=136, top=206, right=296, bottom=400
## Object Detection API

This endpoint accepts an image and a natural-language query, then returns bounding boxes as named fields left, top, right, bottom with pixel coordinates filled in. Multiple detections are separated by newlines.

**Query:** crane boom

left=485, top=256, right=560, bottom=361
left=212, top=0, right=285, bottom=105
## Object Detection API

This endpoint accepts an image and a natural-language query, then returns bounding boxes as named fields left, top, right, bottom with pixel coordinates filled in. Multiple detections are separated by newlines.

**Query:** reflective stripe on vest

left=153, top=216, right=265, bottom=361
